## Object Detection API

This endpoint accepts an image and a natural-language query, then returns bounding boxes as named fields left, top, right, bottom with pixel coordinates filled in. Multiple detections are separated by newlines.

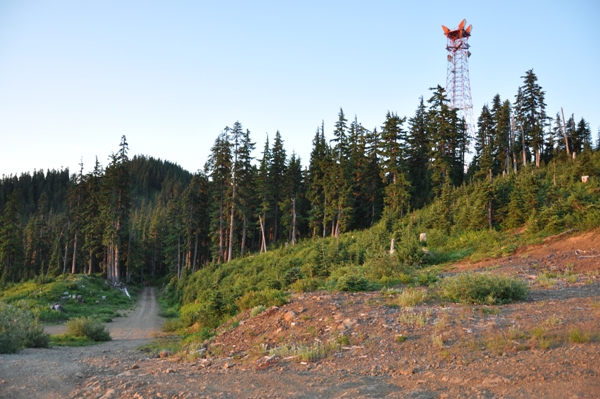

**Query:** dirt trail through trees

left=0, top=287, right=162, bottom=399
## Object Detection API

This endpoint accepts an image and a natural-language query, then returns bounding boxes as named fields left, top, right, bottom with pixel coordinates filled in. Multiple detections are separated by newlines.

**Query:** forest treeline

left=0, top=69, right=597, bottom=285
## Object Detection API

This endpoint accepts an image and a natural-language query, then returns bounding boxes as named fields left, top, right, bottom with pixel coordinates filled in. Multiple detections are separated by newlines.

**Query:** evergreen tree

left=81, top=158, right=104, bottom=275
left=407, top=97, right=431, bottom=208
left=514, top=69, right=546, bottom=167
left=101, top=136, right=131, bottom=283
left=427, top=85, right=464, bottom=191
left=269, top=131, right=287, bottom=243
left=280, top=153, right=305, bottom=245
left=255, top=136, right=271, bottom=251
left=236, top=129, right=256, bottom=256
left=0, top=191, right=24, bottom=282
left=205, top=131, right=232, bottom=263
left=379, top=111, right=410, bottom=216
left=472, top=104, right=494, bottom=179
left=306, top=124, right=329, bottom=237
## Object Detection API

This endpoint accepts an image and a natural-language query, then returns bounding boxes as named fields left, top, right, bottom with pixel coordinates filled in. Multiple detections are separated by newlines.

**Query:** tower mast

left=442, top=19, right=475, bottom=138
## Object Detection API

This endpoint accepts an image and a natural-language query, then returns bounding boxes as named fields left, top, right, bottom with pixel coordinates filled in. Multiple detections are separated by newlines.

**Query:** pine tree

left=81, top=158, right=103, bottom=275
left=473, top=104, right=494, bottom=179
left=269, top=131, right=287, bottom=243
left=101, top=136, right=131, bottom=283
left=236, top=129, right=256, bottom=256
left=574, top=118, right=592, bottom=154
left=256, top=136, right=271, bottom=251
left=205, top=131, right=232, bottom=263
left=490, top=96, right=512, bottom=175
left=407, top=97, right=431, bottom=209
left=306, top=124, right=329, bottom=237
left=379, top=111, right=411, bottom=216
left=427, top=85, right=463, bottom=191
left=514, top=69, right=546, bottom=167
left=0, top=190, right=24, bottom=282
left=280, top=153, right=304, bottom=245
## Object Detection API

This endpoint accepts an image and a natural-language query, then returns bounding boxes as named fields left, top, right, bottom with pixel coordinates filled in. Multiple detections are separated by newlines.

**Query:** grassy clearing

left=0, top=274, right=138, bottom=324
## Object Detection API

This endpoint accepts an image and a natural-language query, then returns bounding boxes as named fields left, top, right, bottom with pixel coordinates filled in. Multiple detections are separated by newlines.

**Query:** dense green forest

left=0, top=69, right=598, bottom=291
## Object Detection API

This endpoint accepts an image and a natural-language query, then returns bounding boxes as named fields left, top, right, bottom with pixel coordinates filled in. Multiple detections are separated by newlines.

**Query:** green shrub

left=66, top=317, right=111, bottom=342
left=159, top=308, right=179, bottom=319
left=283, top=267, right=303, bottom=286
left=163, top=318, right=184, bottom=332
left=0, top=303, right=49, bottom=353
left=363, top=255, right=409, bottom=280
left=235, top=289, right=289, bottom=311
left=335, top=274, right=370, bottom=292
left=290, top=278, right=322, bottom=293
left=180, top=303, right=213, bottom=328
left=24, top=321, right=50, bottom=348
left=440, top=273, right=529, bottom=305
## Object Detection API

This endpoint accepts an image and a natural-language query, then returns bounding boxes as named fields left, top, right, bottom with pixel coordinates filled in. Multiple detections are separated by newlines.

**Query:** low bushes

left=66, top=317, right=111, bottom=342
left=0, top=303, right=49, bottom=354
left=440, top=273, right=529, bottom=305
left=235, top=289, right=289, bottom=311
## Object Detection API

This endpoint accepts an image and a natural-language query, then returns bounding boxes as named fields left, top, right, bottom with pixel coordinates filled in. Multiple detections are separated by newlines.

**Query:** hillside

left=68, top=231, right=600, bottom=398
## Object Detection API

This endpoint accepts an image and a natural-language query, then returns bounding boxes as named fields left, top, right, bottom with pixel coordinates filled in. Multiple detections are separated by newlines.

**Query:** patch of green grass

left=398, top=309, right=431, bottom=328
left=569, top=327, right=590, bottom=343
left=50, top=333, right=99, bottom=347
left=250, top=305, right=266, bottom=317
left=396, top=287, right=429, bottom=307
left=138, top=335, right=182, bottom=357
left=395, top=334, right=408, bottom=343
left=440, top=273, right=529, bottom=305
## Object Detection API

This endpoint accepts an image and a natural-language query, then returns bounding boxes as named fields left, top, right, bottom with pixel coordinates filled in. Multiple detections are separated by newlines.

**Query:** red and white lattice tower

left=442, top=19, right=475, bottom=138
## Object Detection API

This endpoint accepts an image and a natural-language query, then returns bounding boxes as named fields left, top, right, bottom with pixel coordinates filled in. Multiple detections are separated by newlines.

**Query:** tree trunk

left=71, top=230, right=78, bottom=274
left=88, top=247, right=93, bottom=275
left=152, top=240, right=156, bottom=276
left=322, top=198, right=327, bottom=238
left=126, top=234, right=131, bottom=283
left=241, top=214, right=247, bottom=255
left=192, top=230, right=199, bottom=272
left=259, top=216, right=267, bottom=253
left=218, top=199, right=224, bottom=263
left=561, top=108, right=571, bottom=157
left=114, top=243, right=120, bottom=284
left=291, top=198, right=297, bottom=246
left=177, top=233, right=181, bottom=279
left=63, top=240, right=68, bottom=275
left=521, top=126, right=527, bottom=167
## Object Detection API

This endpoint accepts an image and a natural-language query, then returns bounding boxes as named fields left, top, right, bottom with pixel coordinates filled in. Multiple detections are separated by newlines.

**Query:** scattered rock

left=131, top=364, right=140, bottom=370
left=283, top=311, right=296, bottom=322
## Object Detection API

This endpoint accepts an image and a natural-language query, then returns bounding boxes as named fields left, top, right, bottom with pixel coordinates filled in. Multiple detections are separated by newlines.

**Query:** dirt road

left=0, top=287, right=163, bottom=399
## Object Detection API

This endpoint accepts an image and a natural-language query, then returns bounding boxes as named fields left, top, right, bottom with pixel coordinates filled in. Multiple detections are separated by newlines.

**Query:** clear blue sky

left=1, top=0, right=598, bottom=177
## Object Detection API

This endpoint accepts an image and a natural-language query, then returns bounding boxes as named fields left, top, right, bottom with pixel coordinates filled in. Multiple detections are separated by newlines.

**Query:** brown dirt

left=450, top=228, right=600, bottom=274
left=1, top=232, right=600, bottom=398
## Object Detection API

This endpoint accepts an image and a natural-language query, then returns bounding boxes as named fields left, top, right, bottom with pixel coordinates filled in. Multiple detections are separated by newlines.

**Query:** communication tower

left=442, top=19, right=475, bottom=137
